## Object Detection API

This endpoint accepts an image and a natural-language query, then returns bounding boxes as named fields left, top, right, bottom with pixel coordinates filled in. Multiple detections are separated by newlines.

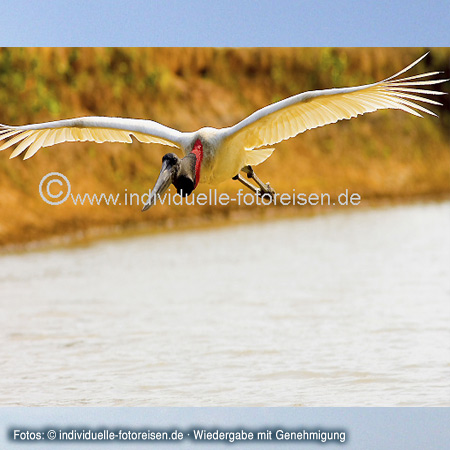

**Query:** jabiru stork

left=0, top=53, right=447, bottom=211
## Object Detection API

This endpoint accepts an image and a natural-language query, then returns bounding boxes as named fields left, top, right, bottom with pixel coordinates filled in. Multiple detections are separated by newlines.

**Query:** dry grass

left=0, top=48, right=449, bottom=247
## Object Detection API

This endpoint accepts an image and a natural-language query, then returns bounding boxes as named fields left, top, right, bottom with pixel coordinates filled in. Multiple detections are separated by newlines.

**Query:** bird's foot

left=233, top=167, right=276, bottom=199
left=257, top=182, right=276, bottom=199
left=242, top=165, right=276, bottom=199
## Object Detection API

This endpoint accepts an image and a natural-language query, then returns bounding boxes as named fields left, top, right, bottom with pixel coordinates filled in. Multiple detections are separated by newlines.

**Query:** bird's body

left=0, top=53, right=447, bottom=209
left=182, top=127, right=234, bottom=184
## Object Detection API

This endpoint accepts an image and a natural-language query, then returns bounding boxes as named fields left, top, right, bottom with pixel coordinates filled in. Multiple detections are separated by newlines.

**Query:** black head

left=162, top=152, right=181, bottom=168
left=142, top=152, right=199, bottom=211
left=173, top=152, right=197, bottom=197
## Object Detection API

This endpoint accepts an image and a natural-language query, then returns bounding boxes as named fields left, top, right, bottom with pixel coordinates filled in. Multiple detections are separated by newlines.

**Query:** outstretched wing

left=0, top=116, right=188, bottom=160
left=223, top=53, right=448, bottom=151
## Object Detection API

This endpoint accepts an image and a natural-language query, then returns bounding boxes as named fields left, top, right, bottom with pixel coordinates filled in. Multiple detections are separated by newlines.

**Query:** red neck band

left=191, top=139, right=203, bottom=188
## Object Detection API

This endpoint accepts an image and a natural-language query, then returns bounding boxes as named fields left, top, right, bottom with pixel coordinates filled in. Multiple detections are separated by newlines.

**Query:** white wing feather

left=222, top=53, right=448, bottom=151
left=0, top=116, right=188, bottom=159
left=0, top=54, right=447, bottom=163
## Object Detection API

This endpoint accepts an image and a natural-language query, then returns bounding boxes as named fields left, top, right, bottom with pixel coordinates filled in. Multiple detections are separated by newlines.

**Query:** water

left=1, top=202, right=449, bottom=406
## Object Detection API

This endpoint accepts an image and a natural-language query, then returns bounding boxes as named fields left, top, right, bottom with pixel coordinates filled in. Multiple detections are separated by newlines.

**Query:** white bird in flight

left=0, top=53, right=447, bottom=210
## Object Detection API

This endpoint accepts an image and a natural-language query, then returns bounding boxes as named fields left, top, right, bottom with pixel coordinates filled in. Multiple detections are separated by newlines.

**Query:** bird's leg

left=241, top=165, right=276, bottom=198
left=232, top=174, right=259, bottom=194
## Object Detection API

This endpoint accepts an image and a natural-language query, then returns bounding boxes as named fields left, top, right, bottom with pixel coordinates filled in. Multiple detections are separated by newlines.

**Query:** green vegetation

left=0, top=48, right=449, bottom=247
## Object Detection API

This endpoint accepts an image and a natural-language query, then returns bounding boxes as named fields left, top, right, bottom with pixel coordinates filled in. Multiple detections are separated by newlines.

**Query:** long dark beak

left=142, top=159, right=175, bottom=211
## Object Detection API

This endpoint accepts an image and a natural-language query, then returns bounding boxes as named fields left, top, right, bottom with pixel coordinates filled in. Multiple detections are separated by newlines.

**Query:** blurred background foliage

left=0, top=48, right=449, bottom=247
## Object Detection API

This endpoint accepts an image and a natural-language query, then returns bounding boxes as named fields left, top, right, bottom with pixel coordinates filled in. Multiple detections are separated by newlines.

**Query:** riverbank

left=2, top=193, right=449, bottom=255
